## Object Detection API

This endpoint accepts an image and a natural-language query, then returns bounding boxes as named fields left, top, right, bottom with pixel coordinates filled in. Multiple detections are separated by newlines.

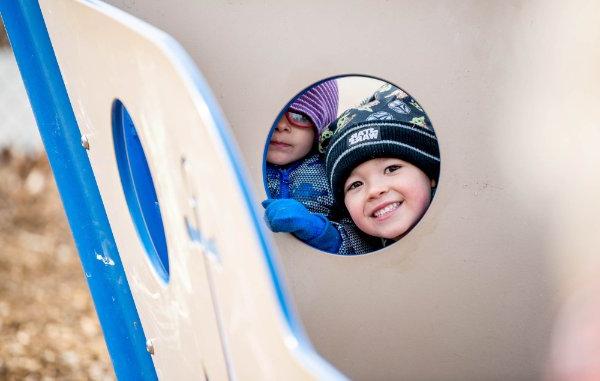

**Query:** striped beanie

left=289, top=79, right=339, bottom=135
left=320, top=83, right=440, bottom=205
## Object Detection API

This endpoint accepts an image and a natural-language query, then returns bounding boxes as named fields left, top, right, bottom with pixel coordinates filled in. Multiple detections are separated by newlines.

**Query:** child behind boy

left=320, top=83, right=440, bottom=254
left=263, top=80, right=342, bottom=253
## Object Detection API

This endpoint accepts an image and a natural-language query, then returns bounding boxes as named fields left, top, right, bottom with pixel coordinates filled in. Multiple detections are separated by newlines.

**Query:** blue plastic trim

left=113, top=100, right=170, bottom=281
left=0, top=2, right=157, bottom=380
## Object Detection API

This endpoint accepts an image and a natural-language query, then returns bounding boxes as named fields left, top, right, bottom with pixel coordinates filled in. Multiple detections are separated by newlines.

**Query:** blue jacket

left=266, top=152, right=333, bottom=216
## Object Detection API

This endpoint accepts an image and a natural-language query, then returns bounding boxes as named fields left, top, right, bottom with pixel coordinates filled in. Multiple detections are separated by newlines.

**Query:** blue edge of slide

left=0, top=2, right=158, bottom=379
left=1, top=1, right=348, bottom=380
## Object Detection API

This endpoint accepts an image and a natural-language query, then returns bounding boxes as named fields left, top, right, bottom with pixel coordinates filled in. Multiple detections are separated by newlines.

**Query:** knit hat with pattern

left=289, top=79, right=339, bottom=135
left=320, top=83, right=440, bottom=205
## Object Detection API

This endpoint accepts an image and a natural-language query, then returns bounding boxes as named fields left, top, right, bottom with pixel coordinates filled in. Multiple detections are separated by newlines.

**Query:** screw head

left=81, top=135, right=90, bottom=150
left=146, top=339, right=155, bottom=355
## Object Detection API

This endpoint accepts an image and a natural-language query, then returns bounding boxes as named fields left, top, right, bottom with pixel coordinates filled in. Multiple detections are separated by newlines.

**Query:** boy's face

left=343, top=157, right=435, bottom=241
left=266, top=111, right=315, bottom=165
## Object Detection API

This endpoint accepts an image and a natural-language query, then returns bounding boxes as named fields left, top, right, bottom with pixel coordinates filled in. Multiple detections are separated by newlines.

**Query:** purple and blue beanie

left=289, top=79, right=339, bottom=135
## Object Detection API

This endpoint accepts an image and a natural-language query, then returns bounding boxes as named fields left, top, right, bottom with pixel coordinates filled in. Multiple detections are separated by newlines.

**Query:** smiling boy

left=343, top=157, right=436, bottom=241
left=321, top=84, right=440, bottom=254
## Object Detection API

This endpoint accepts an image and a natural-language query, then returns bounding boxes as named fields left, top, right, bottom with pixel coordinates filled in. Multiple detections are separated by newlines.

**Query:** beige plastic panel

left=39, top=0, right=345, bottom=380
left=49, top=0, right=600, bottom=379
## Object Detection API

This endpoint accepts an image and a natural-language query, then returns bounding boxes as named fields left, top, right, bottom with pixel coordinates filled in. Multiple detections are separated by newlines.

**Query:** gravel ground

left=1, top=22, right=7, bottom=47
left=0, top=148, right=115, bottom=380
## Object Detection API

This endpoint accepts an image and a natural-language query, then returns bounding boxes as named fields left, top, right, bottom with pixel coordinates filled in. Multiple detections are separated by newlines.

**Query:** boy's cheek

left=415, top=187, right=434, bottom=212
left=344, top=196, right=365, bottom=225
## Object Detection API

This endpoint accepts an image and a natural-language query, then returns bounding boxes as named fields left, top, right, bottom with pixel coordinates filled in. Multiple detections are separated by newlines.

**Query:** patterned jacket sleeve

left=332, top=217, right=380, bottom=255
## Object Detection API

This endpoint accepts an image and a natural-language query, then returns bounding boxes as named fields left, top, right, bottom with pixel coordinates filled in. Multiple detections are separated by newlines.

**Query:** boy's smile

left=343, top=157, right=435, bottom=241
left=371, top=201, right=402, bottom=220
left=267, top=112, right=315, bottom=165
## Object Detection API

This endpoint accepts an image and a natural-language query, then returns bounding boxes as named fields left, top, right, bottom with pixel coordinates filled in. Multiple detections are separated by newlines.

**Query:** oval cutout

left=262, top=75, right=440, bottom=256
left=112, top=100, right=169, bottom=280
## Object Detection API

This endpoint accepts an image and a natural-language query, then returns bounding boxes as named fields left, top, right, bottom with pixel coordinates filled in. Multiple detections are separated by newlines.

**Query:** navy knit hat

left=320, top=83, right=440, bottom=205
left=289, top=79, right=339, bottom=135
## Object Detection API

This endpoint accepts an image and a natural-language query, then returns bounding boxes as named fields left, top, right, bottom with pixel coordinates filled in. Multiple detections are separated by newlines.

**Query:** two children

left=264, top=82, right=440, bottom=255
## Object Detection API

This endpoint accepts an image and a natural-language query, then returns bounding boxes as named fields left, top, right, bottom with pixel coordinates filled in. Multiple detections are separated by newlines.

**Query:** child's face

left=266, top=111, right=315, bottom=165
left=343, top=157, right=435, bottom=241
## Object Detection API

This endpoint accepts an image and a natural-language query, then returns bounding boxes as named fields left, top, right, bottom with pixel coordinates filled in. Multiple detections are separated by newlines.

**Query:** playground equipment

left=2, top=0, right=600, bottom=380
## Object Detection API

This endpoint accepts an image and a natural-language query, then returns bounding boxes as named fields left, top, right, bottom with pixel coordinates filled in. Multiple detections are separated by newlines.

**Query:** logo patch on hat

left=348, top=127, right=380, bottom=146
left=410, top=116, right=427, bottom=128
left=337, top=111, right=356, bottom=130
left=388, top=99, right=410, bottom=114
left=366, top=111, right=393, bottom=121
left=355, top=99, right=379, bottom=112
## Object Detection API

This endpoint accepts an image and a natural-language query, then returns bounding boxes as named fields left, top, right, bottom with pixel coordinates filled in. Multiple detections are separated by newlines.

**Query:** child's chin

left=266, top=153, right=293, bottom=166
left=376, top=225, right=410, bottom=241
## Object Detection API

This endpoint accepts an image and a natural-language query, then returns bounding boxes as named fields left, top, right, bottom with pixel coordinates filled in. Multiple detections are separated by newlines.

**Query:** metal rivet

left=81, top=135, right=90, bottom=150
left=146, top=339, right=155, bottom=355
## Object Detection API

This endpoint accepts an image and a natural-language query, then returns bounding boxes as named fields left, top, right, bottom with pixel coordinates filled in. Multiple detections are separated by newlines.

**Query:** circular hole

left=112, top=100, right=170, bottom=280
left=262, top=75, right=440, bottom=256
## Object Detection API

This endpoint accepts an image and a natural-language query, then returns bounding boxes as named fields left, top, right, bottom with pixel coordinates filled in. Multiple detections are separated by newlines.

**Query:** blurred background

left=0, top=18, right=114, bottom=380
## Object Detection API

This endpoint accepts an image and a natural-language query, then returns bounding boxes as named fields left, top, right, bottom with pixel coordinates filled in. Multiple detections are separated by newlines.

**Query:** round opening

left=262, top=75, right=440, bottom=256
left=112, top=100, right=169, bottom=281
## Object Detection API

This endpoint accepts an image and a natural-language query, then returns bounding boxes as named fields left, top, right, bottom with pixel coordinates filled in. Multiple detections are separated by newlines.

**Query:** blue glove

left=262, top=198, right=341, bottom=254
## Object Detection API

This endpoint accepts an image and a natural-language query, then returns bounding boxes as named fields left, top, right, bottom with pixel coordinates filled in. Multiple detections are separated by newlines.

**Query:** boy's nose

left=276, top=117, right=291, bottom=132
left=367, top=183, right=388, bottom=200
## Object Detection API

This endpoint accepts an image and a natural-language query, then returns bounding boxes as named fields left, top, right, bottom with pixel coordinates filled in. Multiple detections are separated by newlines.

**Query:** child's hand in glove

left=262, top=198, right=341, bottom=254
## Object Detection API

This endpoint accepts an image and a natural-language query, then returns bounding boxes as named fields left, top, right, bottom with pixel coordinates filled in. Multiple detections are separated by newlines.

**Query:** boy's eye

left=345, top=181, right=363, bottom=192
left=286, top=111, right=313, bottom=127
left=384, top=164, right=402, bottom=174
